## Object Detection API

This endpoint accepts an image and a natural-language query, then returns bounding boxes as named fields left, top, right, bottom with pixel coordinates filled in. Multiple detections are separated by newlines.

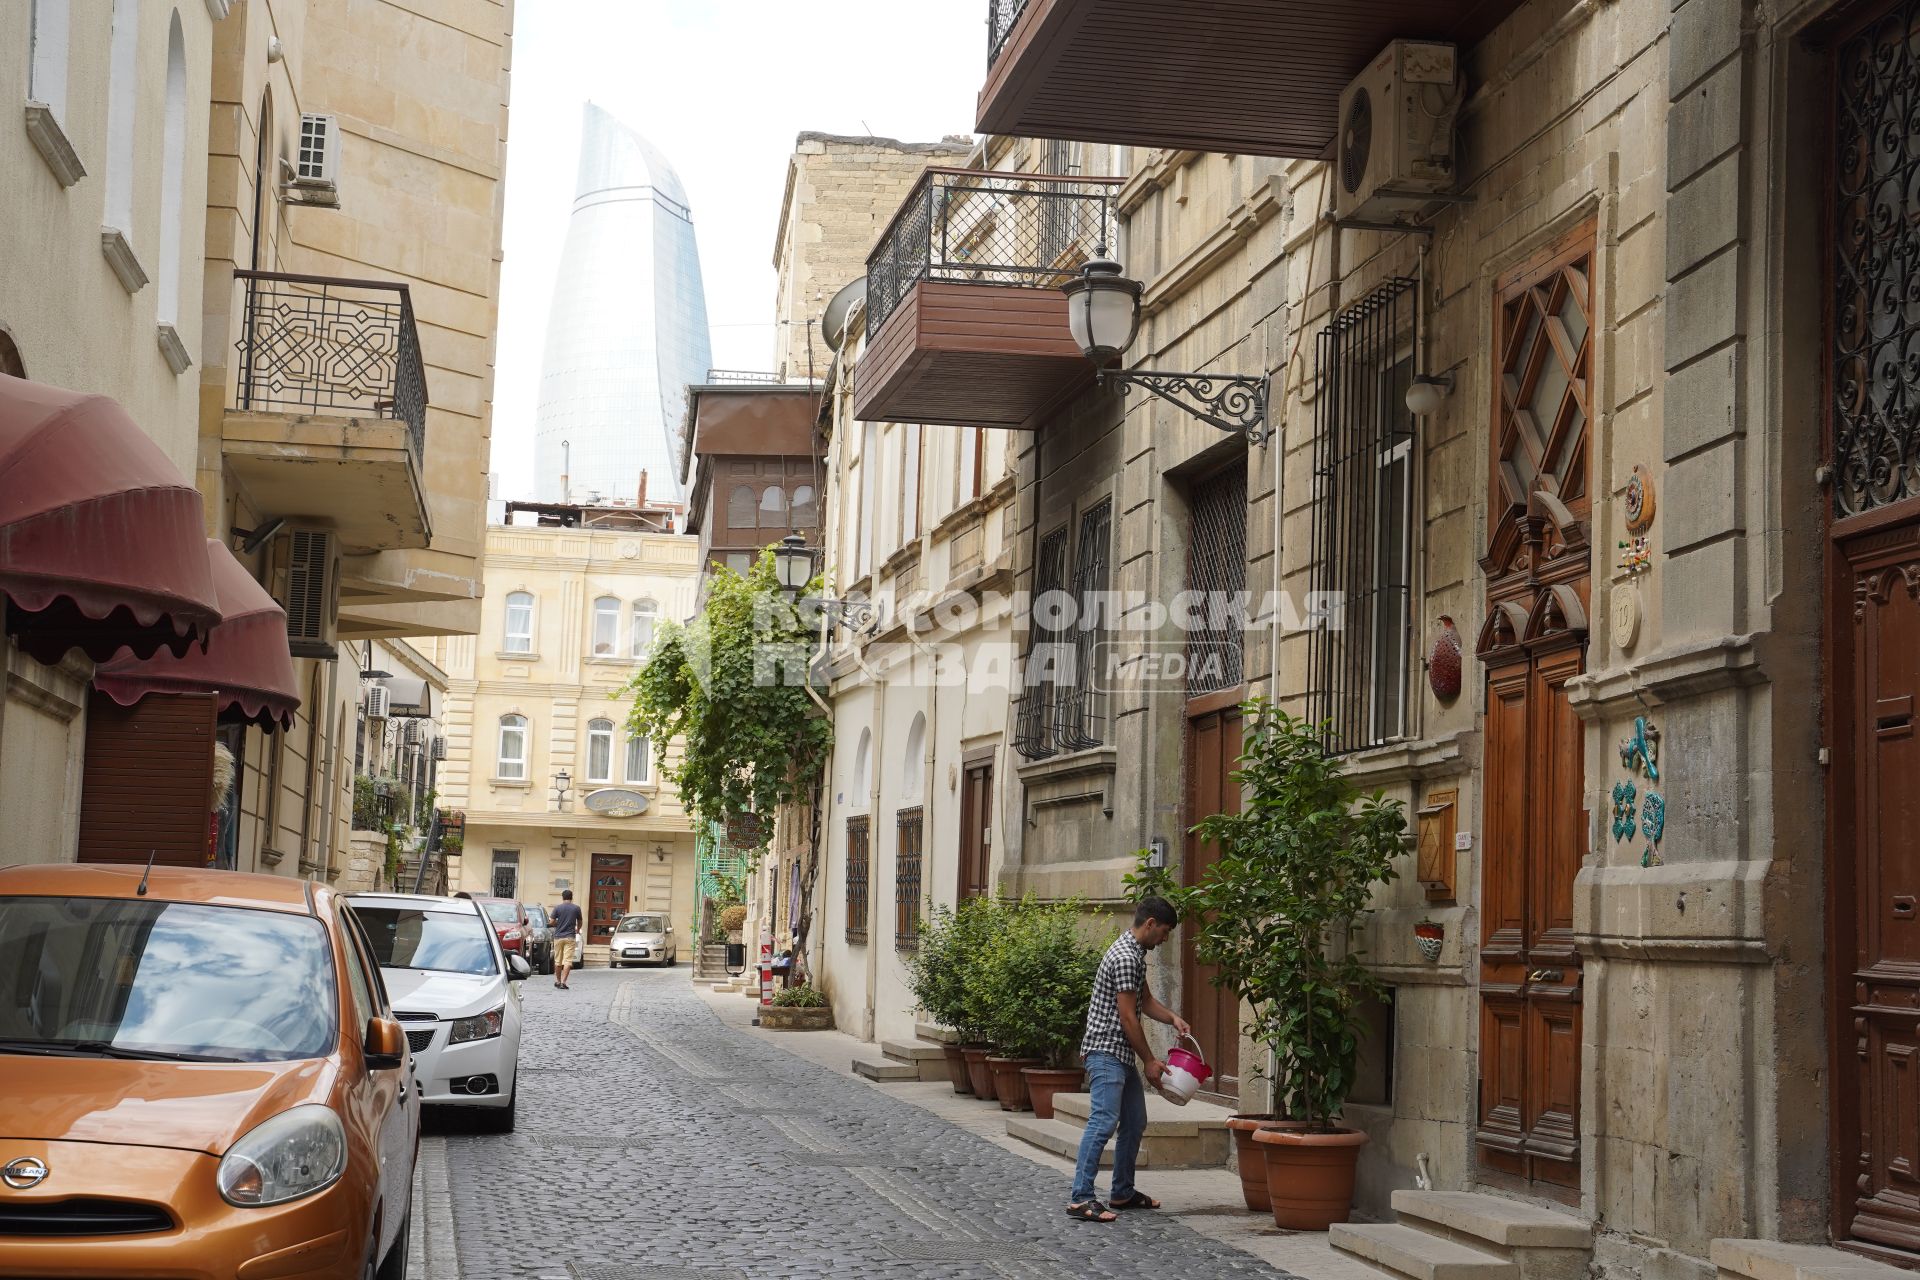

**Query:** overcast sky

left=490, top=0, right=983, bottom=502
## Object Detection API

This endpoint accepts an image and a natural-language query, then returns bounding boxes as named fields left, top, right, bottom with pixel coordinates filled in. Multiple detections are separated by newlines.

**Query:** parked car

left=522, top=902, right=555, bottom=975
left=0, top=862, right=418, bottom=1280
left=348, top=891, right=529, bottom=1133
left=608, top=911, right=678, bottom=968
left=456, top=891, right=529, bottom=958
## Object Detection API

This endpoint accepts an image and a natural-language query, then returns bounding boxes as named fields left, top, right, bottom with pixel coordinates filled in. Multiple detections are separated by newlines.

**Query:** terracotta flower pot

left=960, top=1046, right=998, bottom=1101
left=1226, top=1115, right=1306, bottom=1212
left=986, top=1056, right=1042, bottom=1111
left=1251, top=1126, right=1369, bottom=1230
left=1022, top=1066, right=1084, bottom=1120
left=941, top=1042, right=973, bottom=1095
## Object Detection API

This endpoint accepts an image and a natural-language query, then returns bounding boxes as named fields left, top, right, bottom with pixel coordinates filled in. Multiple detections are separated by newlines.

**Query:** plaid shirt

left=1080, top=931, right=1148, bottom=1064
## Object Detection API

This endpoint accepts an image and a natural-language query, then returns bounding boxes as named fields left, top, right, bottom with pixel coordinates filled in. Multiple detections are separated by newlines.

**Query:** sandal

left=1065, top=1200, right=1116, bottom=1223
left=1109, top=1192, right=1160, bottom=1211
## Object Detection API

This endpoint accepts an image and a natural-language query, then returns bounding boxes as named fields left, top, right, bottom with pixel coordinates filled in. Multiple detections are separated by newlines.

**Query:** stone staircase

left=692, top=943, right=731, bottom=981
left=852, top=1040, right=950, bottom=1082
left=1006, top=1089, right=1234, bottom=1169
left=1330, top=1191, right=1592, bottom=1280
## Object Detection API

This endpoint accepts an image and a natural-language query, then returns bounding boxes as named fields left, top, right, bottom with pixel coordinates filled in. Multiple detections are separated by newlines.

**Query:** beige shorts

left=554, top=937, right=579, bottom=966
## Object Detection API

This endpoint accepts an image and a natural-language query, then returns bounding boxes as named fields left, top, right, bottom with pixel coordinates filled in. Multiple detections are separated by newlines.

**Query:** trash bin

left=725, top=941, right=746, bottom=972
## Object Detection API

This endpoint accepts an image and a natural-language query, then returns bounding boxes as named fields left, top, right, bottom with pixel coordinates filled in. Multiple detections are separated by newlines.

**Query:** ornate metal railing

left=989, top=0, right=1031, bottom=65
left=865, top=168, right=1122, bottom=334
left=704, top=369, right=784, bottom=386
left=233, top=269, right=428, bottom=457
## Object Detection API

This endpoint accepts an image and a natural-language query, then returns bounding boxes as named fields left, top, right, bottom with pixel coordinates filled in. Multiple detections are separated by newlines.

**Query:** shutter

left=78, top=691, right=218, bottom=867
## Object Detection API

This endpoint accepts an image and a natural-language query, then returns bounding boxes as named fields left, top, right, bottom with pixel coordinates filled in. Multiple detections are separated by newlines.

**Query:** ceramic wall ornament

left=1642, top=791, right=1665, bottom=843
left=1610, top=582, right=1641, bottom=651
left=1428, top=616, right=1463, bottom=701
left=1625, top=464, right=1657, bottom=534
left=1616, top=536, right=1652, bottom=574
left=1611, top=781, right=1639, bottom=843
left=1618, top=716, right=1660, bottom=782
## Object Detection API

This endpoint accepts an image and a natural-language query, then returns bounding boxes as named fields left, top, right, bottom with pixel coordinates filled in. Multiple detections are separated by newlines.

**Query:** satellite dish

left=822, top=277, right=868, bottom=353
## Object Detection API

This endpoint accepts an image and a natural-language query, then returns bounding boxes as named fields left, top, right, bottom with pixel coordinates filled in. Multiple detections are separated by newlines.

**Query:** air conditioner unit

left=1334, top=41, right=1461, bottom=224
left=431, top=736, right=447, bottom=762
left=279, top=527, right=339, bottom=660
left=290, top=113, right=342, bottom=208
left=364, top=685, right=391, bottom=720
left=402, top=718, right=422, bottom=747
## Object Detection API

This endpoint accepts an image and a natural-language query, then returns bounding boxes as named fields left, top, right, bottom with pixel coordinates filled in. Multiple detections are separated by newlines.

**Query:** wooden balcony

left=978, top=0, right=1523, bottom=157
left=853, top=168, right=1120, bottom=430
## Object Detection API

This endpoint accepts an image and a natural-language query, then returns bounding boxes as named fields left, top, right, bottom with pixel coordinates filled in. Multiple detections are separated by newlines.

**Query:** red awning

left=94, top=540, right=300, bottom=731
left=0, top=374, right=221, bottom=664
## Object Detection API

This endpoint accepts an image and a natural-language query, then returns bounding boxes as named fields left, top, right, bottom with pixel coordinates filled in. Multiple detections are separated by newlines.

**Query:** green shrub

left=977, top=896, right=1101, bottom=1068
left=908, top=895, right=1001, bottom=1044
left=771, top=985, right=829, bottom=1008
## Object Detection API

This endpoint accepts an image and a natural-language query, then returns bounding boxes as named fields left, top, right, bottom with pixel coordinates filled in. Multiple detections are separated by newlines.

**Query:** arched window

left=792, top=484, right=818, bottom=528
left=625, top=732, right=651, bottom=784
left=503, top=591, right=533, bottom=652
left=156, top=14, right=187, bottom=327
left=630, top=599, right=658, bottom=658
left=586, top=718, right=613, bottom=783
left=851, top=728, right=872, bottom=811
left=28, top=0, right=71, bottom=119
left=0, top=329, right=24, bottom=379
left=103, top=0, right=139, bottom=239
left=759, top=485, right=789, bottom=528
left=901, top=713, right=926, bottom=801
left=591, top=595, right=619, bottom=656
left=728, top=484, right=756, bottom=529
left=497, top=715, right=528, bottom=780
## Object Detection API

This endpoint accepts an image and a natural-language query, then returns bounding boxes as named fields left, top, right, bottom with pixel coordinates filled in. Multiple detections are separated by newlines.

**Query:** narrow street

left=409, top=969, right=1294, bottom=1280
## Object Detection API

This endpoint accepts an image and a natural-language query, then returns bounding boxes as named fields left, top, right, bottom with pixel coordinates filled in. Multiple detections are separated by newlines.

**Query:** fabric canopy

left=94, top=540, right=300, bottom=731
left=0, top=374, right=221, bottom=663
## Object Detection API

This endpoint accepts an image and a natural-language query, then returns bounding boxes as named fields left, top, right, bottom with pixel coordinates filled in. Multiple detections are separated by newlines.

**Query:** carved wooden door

left=1183, top=696, right=1243, bottom=1094
left=589, top=854, right=632, bottom=944
left=958, top=759, right=993, bottom=901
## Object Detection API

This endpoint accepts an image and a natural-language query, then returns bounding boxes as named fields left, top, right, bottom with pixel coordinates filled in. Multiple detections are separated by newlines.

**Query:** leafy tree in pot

left=907, top=895, right=1000, bottom=1045
left=978, top=897, right=1102, bottom=1069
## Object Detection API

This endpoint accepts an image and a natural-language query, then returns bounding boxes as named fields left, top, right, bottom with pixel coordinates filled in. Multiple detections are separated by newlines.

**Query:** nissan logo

left=1, top=1157, right=47, bottom=1189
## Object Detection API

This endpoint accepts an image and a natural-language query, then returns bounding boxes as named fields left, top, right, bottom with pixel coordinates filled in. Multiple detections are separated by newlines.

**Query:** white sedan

left=348, top=891, right=529, bottom=1132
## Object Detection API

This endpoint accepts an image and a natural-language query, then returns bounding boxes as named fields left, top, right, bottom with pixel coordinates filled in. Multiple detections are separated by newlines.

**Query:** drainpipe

left=316, top=656, right=341, bottom=877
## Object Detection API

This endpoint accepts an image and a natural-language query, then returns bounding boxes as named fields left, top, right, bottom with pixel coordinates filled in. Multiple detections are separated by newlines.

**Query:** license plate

left=625, top=948, right=647, bottom=957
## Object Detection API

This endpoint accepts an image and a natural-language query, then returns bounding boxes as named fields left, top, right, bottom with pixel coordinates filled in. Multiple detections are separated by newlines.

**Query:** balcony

left=978, top=0, right=1522, bottom=157
left=222, top=269, right=432, bottom=553
left=853, top=168, right=1119, bottom=430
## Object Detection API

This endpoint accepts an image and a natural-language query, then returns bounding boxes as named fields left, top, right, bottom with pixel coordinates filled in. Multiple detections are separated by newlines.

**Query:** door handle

left=1527, top=968, right=1565, bottom=983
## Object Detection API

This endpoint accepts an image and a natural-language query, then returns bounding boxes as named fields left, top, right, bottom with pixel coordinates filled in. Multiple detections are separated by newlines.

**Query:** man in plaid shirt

left=1068, top=896, right=1189, bottom=1223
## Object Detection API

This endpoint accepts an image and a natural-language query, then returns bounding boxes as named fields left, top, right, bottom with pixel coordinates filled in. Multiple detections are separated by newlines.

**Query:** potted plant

left=907, top=896, right=999, bottom=1095
left=983, top=897, right=1100, bottom=1119
left=1141, top=699, right=1407, bottom=1228
left=761, top=983, right=833, bottom=1030
left=951, top=896, right=1007, bottom=1101
left=1414, top=918, right=1444, bottom=962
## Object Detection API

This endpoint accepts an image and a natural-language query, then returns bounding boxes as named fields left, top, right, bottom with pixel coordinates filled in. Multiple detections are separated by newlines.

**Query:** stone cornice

left=1566, top=632, right=1777, bottom=716
left=1336, top=729, right=1477, bottom=788
left=1139, top=174, right=1288, bottom=322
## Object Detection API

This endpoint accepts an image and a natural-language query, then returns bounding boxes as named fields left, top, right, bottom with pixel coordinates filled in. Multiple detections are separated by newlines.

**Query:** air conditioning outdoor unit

left=290, top=113, right=342, bottom=208
left=1334, top=41, right=1462, bottom=224
left=402, top=718, right=422, bottom=748
left=364, top=685, right=391, bottom=720
left=431, top=736, right=447, bottom=762
left=279, top=527, right=339, bottom=660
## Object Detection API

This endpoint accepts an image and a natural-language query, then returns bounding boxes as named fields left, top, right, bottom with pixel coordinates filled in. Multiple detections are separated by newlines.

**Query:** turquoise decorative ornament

left=1611, top=781, right=1638, bottom=843
left=1642, top=791, right=1665, bottom=843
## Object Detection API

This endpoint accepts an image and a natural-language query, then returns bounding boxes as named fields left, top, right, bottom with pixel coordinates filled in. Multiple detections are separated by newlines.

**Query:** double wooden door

left=1183, top=695, right=1242, bottom=1094
left=958, top=758, right=993, bottom=900
left=588, top=854, right=632, bottom=944
left=1476, top=645, right=1584, bottom=1192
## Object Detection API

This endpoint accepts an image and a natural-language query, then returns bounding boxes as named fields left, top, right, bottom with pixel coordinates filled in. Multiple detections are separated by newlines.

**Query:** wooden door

left=78, top=691, right=217, bottom=866
left=1184, top=696, right=1242, bottom=1093
left=1476, top=646, right=1584, bottom=1191
left=957, top=758, right=993, bottom=900
left=588, top=854, right=631, bottom=944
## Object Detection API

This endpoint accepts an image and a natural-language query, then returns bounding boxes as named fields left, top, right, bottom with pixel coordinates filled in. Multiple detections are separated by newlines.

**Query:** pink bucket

left=1161, top=1035, right=1213, bottom=1105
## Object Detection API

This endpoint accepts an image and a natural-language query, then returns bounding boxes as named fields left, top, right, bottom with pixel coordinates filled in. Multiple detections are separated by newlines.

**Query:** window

left=894, top=807, right=923, bottom=950
left=504, top=591, right=533, bottom=653
left=630, top=600, right=657, bottom=658
left=728, top=485, right=757, bottom=529
left=791, top=485, right=818, bottom=528
left=337, top=908, right=374, bottom=1031
left=592, top=596, right=619, bottom=657
left=491, top=851, right=519, bottom=900
left=0, top=331, right=22, bottom=379
left=1185, top=468, right=1248, bottom=698
left=724, top=552, right=753, bottom=576
left=28, top=0, right=71, bottom=119
left=103, top=0, right=139, bottom=237
left=156, top=15, right=186, bottom=326
left=497, top=715, right=528, bottom=780
left=845, top=815, right=870, bottom=945
left=758, top=485, right=788, bottom=528
left=625, top=733, right=651, bottom=784
left=1306, top=278, right=1418, bottom=755
left=1015, top=499, right=1112, bottom=760
left=586, top=718, right=613, bottom=783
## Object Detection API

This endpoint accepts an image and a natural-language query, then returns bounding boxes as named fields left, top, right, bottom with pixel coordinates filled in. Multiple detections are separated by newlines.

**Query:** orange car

left=0, top=863, right=419, bottom=1279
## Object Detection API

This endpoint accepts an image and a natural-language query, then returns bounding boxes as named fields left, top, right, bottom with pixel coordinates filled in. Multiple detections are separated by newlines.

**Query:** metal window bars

left=1186, top=469, right=1249, bottom=698
left=1014, top=501, right=1112, bottom=760
left=894, top=808, right=924, bottom=951
left=988, top=0, right=1031, bottom=65
left=1058, top=498, right=1111, bottom=752
left=1306, top=278, right=1418, bottom=756
left=1015, top=526, right=1071, bottom=760
left=845, top=816, right=871, bottom=946
left=865, top=168, right=1122, bottom=335
left=233, top=269, right=428, bottom=458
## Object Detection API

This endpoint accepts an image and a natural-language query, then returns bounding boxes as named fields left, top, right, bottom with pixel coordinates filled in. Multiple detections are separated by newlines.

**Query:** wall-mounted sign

left=584, top=788, right=650, bottom=819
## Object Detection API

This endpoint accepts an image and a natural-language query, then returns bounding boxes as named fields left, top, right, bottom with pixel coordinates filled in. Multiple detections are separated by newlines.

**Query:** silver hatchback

left=608, top=912, right=677, bottom=968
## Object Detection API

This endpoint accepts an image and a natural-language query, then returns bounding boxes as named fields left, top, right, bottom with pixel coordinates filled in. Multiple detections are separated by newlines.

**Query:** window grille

left=845, top=815, right=870, bottom=945
left=1307, top=278, right=1418, bottom=755
left=1058, top=498, right=1111, bottom=751
left=894, top=807, right=923, bottom=950
left=491, top=852, right=518, bottom=900
left=1186, top=469, right=1248, bottom=698
left=1014, top=526, right=1070, bottom=759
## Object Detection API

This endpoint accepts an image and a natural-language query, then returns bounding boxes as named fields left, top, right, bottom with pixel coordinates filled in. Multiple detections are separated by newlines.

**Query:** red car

left=456, top=893, right=528, bottom=957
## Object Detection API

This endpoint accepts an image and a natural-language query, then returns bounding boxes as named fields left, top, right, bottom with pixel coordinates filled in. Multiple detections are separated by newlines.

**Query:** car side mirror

left=366, top=1017, right=405, bottom=1070
left=506, top=954, right=532, bottom=981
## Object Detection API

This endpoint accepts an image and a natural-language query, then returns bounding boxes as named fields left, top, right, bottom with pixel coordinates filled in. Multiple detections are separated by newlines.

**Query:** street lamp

left=775, top=535, right=876, bottom=634
left=1061, top=256, right=1271, bottom=443
left=552, top=769, right=572, bottom=813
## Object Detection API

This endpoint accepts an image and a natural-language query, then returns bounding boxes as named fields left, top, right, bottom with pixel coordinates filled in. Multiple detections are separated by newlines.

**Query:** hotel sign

left=583, top=788, right=650, bottom=819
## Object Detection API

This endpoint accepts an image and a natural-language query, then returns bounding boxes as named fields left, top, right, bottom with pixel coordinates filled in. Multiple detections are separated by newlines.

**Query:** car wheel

left=375, top=1209, right=410, bottom=1280
left=479, top=1090, right=516, bottom=1134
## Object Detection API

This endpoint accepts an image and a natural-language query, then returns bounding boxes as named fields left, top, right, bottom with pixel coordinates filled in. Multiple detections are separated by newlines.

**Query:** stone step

left=851, top=1056, right=920, bottom=1082
left=1048, top=1089, right=1234, bottom=1129
left=880, top=1040, right=950, bottom=1081
left=1391, top=1192, right=1592, bottom=1251
left=914, top=1022, right=957, bottom=1044
left=1710, top=1240, right=1920, bottom=1280
left=1004, top=1090, right=1231, bottom=1169
left=1329, top=1224, right=1517, bottom=1280
left=1005, top=1115, right=1125, bottom=1168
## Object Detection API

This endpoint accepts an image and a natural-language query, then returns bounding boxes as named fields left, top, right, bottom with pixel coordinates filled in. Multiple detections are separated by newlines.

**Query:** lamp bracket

left=1101, top=369, right=1270, bottom=443
left=804, top=597, right=878, bottom=635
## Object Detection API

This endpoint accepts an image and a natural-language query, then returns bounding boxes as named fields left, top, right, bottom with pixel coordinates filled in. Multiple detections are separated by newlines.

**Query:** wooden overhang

left=977, top=0, right=1525, bottom=157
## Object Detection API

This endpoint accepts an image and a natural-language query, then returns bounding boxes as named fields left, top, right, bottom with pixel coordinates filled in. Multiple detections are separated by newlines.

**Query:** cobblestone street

left=411, top=967, right=1299, bottom=1280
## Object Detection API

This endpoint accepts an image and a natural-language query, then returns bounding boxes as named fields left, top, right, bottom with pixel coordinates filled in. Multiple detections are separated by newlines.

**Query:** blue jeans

left=1070, top=1051, right=1147, bottom=1205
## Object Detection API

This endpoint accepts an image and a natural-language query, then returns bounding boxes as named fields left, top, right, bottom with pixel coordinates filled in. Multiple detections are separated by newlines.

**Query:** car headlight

left=449, top=1004, right=505, bottom=1045
left=217, top=1106, right=347, bottom=1208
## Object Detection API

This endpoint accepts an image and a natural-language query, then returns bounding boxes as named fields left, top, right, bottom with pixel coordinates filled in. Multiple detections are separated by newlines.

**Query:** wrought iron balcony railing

left=864, top=168, right=1122, bottom=335
left=989, top=0, right=1031, bottom=65
left=233, top=269, right=428, bottom=457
